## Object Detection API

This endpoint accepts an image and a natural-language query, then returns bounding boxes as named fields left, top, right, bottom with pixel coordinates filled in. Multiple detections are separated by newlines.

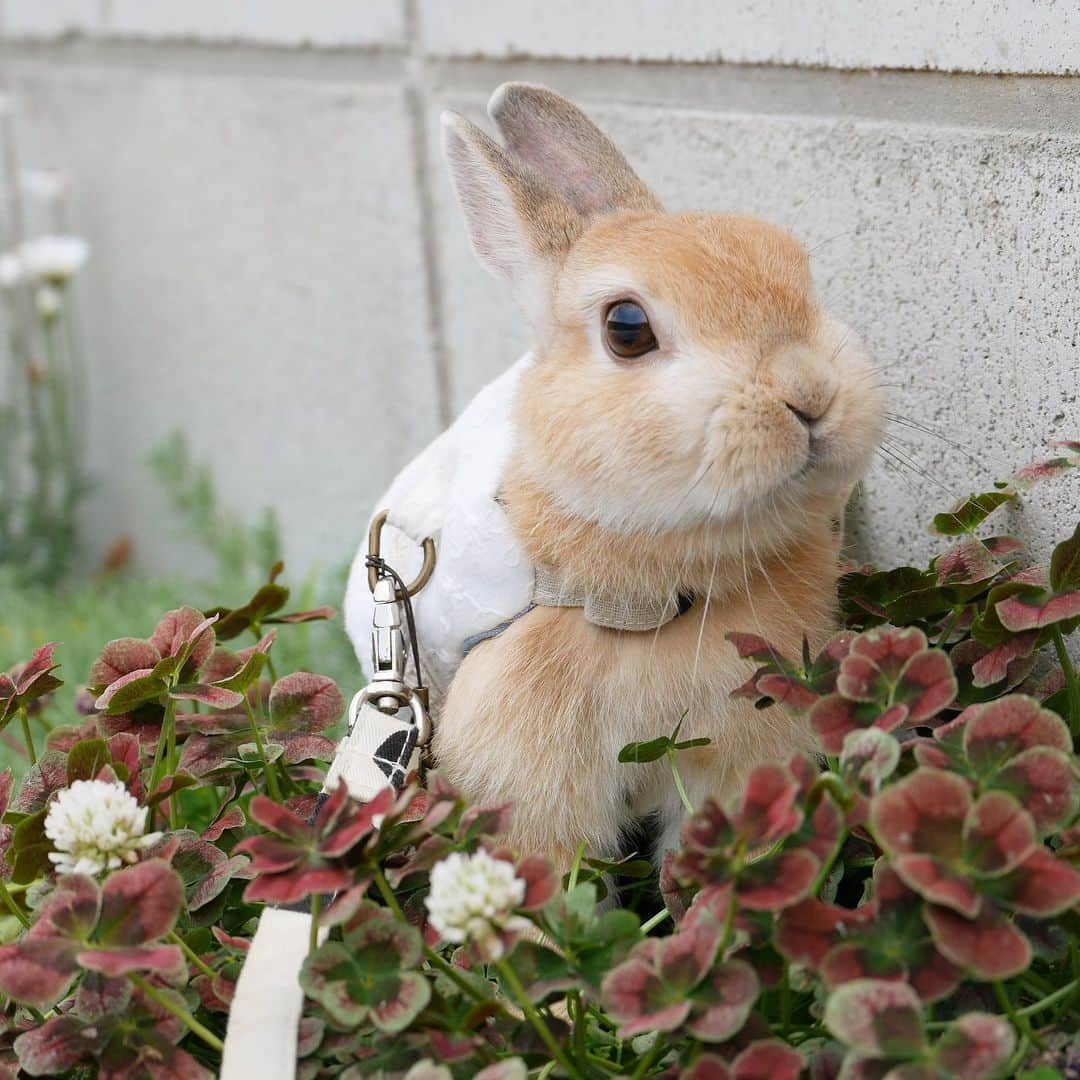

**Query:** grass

left=0, top=565, right=359, bottom=774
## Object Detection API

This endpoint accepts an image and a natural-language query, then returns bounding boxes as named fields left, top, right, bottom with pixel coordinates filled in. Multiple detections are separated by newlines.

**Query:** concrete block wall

left=1, top=1, right=1077, bottom=582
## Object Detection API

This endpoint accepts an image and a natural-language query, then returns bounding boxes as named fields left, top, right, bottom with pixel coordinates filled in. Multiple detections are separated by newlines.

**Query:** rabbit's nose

left=784, top=401, right=821, bottom=427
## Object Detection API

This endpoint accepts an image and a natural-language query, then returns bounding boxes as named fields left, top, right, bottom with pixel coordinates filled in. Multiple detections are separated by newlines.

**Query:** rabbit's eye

left=604, top=301, right=657, bottom=359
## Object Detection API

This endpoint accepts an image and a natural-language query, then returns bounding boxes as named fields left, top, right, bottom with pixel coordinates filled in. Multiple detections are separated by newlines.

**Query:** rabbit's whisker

left=884, top=413, right=1011, bottom=471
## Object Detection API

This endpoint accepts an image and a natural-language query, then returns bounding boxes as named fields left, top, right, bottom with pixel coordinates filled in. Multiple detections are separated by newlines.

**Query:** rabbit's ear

left=488, top=82, right=660, bottom=218
left=441, top=110, right=582, bottom=316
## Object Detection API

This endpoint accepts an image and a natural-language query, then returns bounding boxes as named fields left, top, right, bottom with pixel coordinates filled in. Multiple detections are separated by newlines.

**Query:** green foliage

left=0, top=446, right=1075, bottom=1078
left=147, top=430, right=282, bottom=587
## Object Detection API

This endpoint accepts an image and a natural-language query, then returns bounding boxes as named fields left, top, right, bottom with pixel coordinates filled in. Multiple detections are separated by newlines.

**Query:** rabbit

left=345, top=82, right=883, bottom=872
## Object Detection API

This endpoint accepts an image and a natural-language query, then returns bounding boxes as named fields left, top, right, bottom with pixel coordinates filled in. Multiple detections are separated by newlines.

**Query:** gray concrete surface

left=0, top=2, right=1077, bottom=582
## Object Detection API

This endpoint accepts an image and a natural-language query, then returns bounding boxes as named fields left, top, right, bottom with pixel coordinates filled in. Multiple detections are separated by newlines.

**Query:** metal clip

left=366, top=510, right=436, bottom=596
left=354, top=530, right=433, bottom=747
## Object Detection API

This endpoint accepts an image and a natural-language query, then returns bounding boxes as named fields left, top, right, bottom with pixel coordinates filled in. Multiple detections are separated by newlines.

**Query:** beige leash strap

left=221, top=534, right=433, bottom=1080
left=220, top=909, right=326, bottom=1080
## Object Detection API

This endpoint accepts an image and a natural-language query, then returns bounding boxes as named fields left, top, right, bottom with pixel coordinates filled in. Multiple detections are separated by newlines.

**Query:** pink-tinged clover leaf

left=779, top=865, right=960, bottom=1003
left=93, top=859, right=184, bottom=947
left=149, top=607, right=217, bottom=672
left=837, top=628, right=956, bottom=723
left=205, top=565, right=337, bottom=642
left=727, top=631, right=853, bottom=712
left=840, top=727, right=901, bottom=795
left=934, top=538, right=999, bottom=587
left=603, top=918, right=758, bottom=1042
left=737, top=849, right=819, bottom=911
left=932, top=1013, right=1016, bottom=1079
left=931, top=490, right=1015, bottom=537
left=987, top=848, right=1080, bottom=917
left=775, top=898, right=873, bottom=969
left=922, top=903, right=1031, bottom=981
left=237, top=781, right=392, bottom=904
left=300, top=910, right=430, bottom=1032
left=730, top=764, right=803, bottom=846
left=957, top=694, right=1071, bottom=769
left=15, top=982, right=213, bottom=1080
left=729, top=1040, right=805, bottom=1080
left=685, top=959, right=760, bottom=1043
left=870, top=769, right=971, bottom=864
left=672, top=791, right=818, bottom=909
left=90, top=638, right=160, bottom=689
left=811, top=695, right=908, bottom=754
left=0, top=643, right=62, bottom=725
left=1049, top=520, right=1080, bottom=591
left=823, top=978, right=926, bottom=1057
left=995, top=588, right=1080, bottom=632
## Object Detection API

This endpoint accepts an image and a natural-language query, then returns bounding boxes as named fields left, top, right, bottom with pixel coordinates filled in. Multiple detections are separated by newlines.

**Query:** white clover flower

left=0, top=253, right=22, bottom=289
left=18, top=235, right=89, bottom=284
left=35, top=285, right=62, bottom=320
left=44, top=779, right=161, bottom=877
left=425, top=849, right=527, bottom=961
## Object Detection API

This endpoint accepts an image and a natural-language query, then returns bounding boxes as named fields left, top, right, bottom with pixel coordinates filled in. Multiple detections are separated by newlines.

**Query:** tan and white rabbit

left=345, top=83, right=883, bottom=870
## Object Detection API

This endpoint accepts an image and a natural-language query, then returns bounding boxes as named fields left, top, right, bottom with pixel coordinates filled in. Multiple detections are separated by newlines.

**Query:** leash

left=221, top=516, right=434, bottom=1080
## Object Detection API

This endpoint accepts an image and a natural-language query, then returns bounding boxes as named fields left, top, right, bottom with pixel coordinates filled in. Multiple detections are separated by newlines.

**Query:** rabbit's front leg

left=434, top=605, right=629, bottom=872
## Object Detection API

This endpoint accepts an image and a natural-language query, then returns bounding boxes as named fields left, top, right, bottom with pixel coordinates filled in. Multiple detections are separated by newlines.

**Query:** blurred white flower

left=425, top=849, right=527, bottom=961
left=18, top=235, right=89, bottom=284
left=0, top=253, right=23, bottom=289
left=44, top=779, right=161, bottom=876
left=22, top=169, right=70, bottom=204
left=35, top=285, right=62, bottom=320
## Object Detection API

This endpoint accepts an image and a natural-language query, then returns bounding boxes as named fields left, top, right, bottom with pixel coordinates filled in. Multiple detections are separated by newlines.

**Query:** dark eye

left=604, top=300, right=658, bottom=359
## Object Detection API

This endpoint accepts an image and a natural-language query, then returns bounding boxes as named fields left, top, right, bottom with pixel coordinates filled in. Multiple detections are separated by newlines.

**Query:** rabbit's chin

left=523, top=464, right=842, bottom=544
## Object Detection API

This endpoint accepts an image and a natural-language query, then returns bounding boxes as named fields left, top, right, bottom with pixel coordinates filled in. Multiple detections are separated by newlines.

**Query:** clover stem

left=1014, top=976, right=1080, bottom=1019
left=719, top=879, right=738, bottom=954
left=628, top=1036, right=667, bottom=1080
left=808, top=771, right=852, bottom=812
left=0, top=878, right=30, bottom=929
left=994, top=980, right=1045, bottom=1051
left=372, top=868, right=407, bottom=920
left=423, top=944, right=501, bottom=1009
left=243, top=697, right=281, bottom=802
left=779, top=963, right=792, bottom=1035
left=168, top=931, right=217, bottom=982
left=1005, top=1034, right=1031, bottom=1079
left=640, top=907, right=671, bottom=934
left=567, top=840, right=588, bottom=892
left=128, top=973, right=224, bottom=1053
left=585, top=1052, right=623, bottom=1075
left=17, top=707, right=36, bottom=765
left=667, top=748, right=694, bottom=815
left=569, top=989, right=587, bottom=1064
left=936, top=608, right=960, bottom=646
left=148, top=696, right=177, bottom=823
left=810, top=830, right=846, bottom=896
left=1052, top=627, right=1080, bottom=735
left=494, top=958, right=584, bottom=1079
left=308, top=893, right=322, bottom=955
left=165, top=700, right=178, bottom=825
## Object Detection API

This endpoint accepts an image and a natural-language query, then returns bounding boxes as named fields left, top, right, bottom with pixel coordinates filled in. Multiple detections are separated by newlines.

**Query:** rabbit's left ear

left=488, top=82, right=660, bottom=218
left=442, top=110, right=583, bottom=322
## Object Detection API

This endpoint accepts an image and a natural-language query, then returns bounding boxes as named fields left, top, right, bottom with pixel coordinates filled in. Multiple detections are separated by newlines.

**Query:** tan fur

left=436, top=84, right=884, bottom=869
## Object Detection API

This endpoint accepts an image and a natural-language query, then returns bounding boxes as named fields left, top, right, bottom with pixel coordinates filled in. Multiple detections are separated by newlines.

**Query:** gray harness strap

left=462, top=567, right=694, bottom=657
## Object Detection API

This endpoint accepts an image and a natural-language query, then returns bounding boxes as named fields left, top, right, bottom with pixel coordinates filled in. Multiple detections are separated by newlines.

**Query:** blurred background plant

left=0, top=90, right=356, bottom=774
left=0, top=90, right=89, bottom=585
